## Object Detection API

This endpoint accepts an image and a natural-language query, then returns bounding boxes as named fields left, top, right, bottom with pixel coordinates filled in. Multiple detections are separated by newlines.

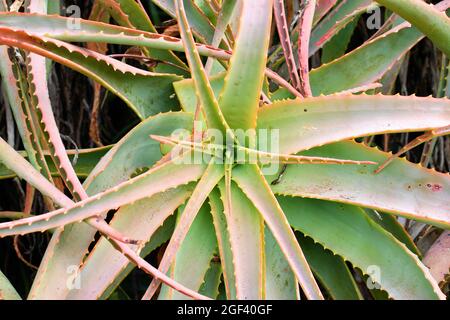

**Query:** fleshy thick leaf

left=0, top=270, right=21, bottom=300
left=218, top=0, right=273, bottom=133
left=159, top=203, right=218, bottom=300
left=232, top=164, right=323, bottom=300
left=0, top=25, right=181, bottom=119
left=208, top=187, right=237, bottom=299
left=143, top=159, right=224, bottom=299
left=29, top=112, right=193, bottom=299
left=66, top=186, right=192, bottom=299
left=265, top=227, right=299, bottom=300
left=269, top=141, right=450, bottom=229
left=297, top=234, right=362, bottom=300
left=375, top=0, right=450, bottom=56
left=218, top=181, right=265, bottom=300
left=0, top=13, right=230, bottom=60
left=257, top=94, right=450, bottom=155
left=174, top=0, right=228, bottom=133
left=279, top=196, right=444, bottom=299
left=0, top=151, right=206, bottom=237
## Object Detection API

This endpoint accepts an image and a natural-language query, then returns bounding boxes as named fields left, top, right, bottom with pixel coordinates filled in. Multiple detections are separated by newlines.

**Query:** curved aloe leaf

left=218, top=0, right=273, bottom=133
left=366, top=210, right=421, bottom=257
left=0, top=270, right=21, bottom=300
left=0, top=13, right=230, bottom=60
left=297, top=234, right=363, bottom=300
left=0, top=46, right=38, bottom=167
left=321, top=17, right=358, bottom=63
left=232, top=164, right=324, bottom=300
left=25, top=48, right=87, bottom=200
left=144, top=159, right=224, bottom=299
left=310, top=0, right=372, bottom=55
left=0, top=135, right=208, bottom=300
left=0, top=151, right=206, bottom=237
left=218, top=180, right=265, bottom=300
left=375, top=0, right=450, bottom=56
left=29, top=112, right=193, bottom=299
left=66, top=186, right=192, bottom=299
left=208, top=187, right=237, bottom=299
left=279, top=196, right=444, bottom=299
left=270, top=141, right=450, bottom=229
left=0, top=26, right=181, bottom=119
left=174, top=0, right=228, bottom=134
left=159, top=203, right=218, bottom=300
left=257, top=94, right=450, bottom=155
left=175, top=81, right=450, bottom=143
left=309, top=13, right=450, bottom=95
left=198, top=260, right=222, bottom=299
left=265, top=227, right=299, bottom=299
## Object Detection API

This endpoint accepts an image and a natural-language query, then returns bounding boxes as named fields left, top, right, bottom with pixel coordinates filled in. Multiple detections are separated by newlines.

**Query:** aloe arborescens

left=0, top=0, right=449, bottom=300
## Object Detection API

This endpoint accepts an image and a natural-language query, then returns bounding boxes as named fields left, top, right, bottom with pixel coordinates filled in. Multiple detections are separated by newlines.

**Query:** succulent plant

left=0, top=0, right=449, bottom=300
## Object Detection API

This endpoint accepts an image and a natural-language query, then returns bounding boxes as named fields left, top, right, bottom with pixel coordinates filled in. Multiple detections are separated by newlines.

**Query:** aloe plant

left=0, top=0, right=449, bottom=300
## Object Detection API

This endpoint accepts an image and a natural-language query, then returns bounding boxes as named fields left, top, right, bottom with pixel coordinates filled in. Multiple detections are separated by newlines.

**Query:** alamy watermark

left=66, top=5, right=81, bottom=30
left=166, top=121, right=281, bottom=175
left=366, top=5, right=382, bottom=30
left=366, top=265, right=382, bottom=290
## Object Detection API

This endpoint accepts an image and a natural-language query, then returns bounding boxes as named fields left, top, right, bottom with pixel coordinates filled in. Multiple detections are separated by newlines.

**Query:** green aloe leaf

left=159, top=203, right=218, bottom=300
left=321, top=18, right=358, bottom=63
left=310, top=2, right=450, bottom=95
left=174, top=0, right=228, bottom=133
left=143, top=159, right=224, bottom=299
left=265, top=227, right=299, bottom=300
left=0, top=26, right=181, bottom=119
left=17, top=113, right=196, bottom=299
left=174, top=85, right=450, bottom=150
left=375, top=0, right=450, bottom=56
left=232, top=164, right=323, bottom=300
left=269, top=141, right=450, bottom=229
left=208, top=187, right=237, bottom=299
left=218, top=0, right=272, bottom=133
left=99, top=215, right=178, bottom=300
left=297, top=234, right=363, bottom=300
left=279, top=196, right=444, bottom=299
left=0, top=45, right=38, bottom=168
left=67, top=186, right=193, bottom=299
left=365, top=210, right=421, bottom=257
left=257, top=94, right=450, bottom=154
left=0, top=270, right=21, bottom=300
left=218, top=180, right=265, bottom=300
left=198, top=260, right=223, bottom=299
left=0, top=13, right=229, bottom=60
left=0, top=147, right=109, bottom=180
